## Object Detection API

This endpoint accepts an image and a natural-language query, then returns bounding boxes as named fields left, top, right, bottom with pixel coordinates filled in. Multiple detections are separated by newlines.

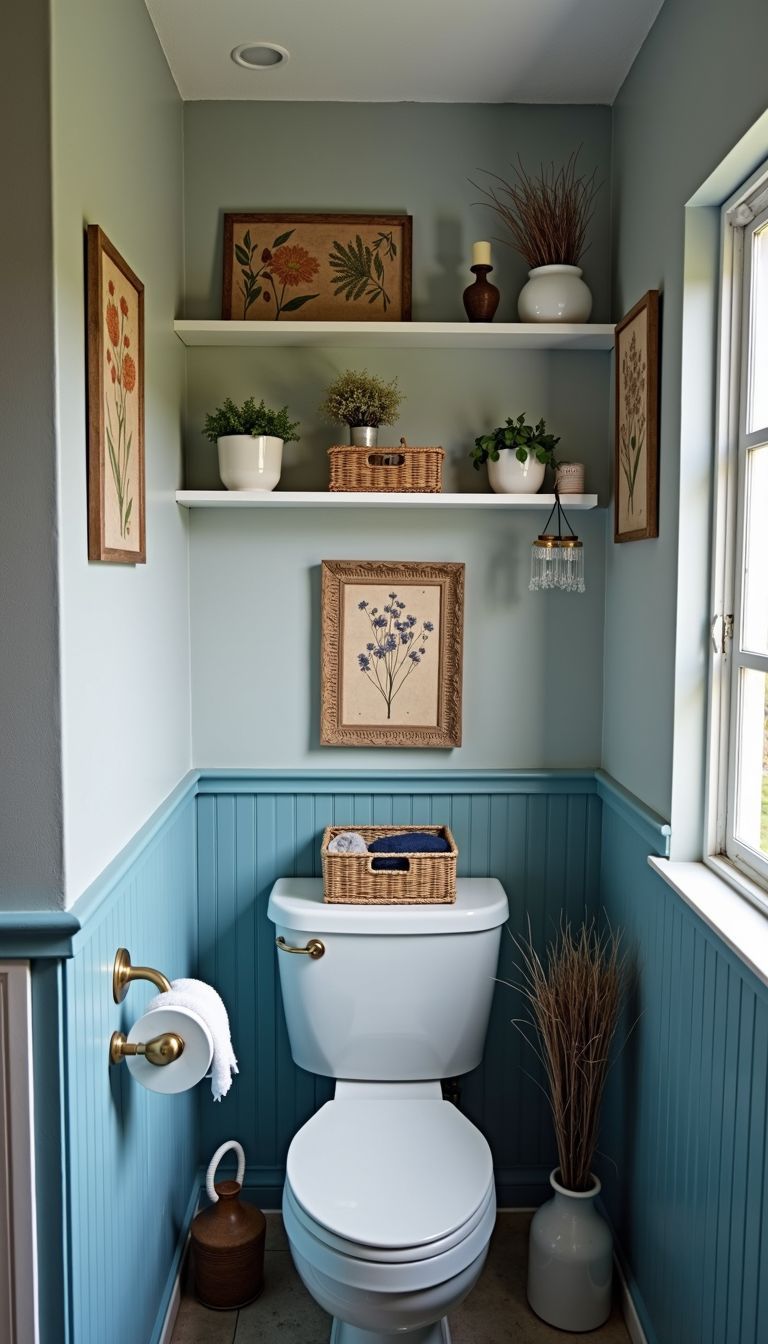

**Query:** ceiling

left=144, top=0, right=665, bottom=104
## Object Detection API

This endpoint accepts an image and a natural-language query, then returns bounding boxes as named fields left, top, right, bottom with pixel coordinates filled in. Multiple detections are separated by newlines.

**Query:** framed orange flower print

left=86, top=225, right=145, bottom=563
left=222, top=213, right=412, bottom=322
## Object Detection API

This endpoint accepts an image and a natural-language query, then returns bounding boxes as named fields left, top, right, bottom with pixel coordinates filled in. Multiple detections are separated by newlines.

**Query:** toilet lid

left=286, top=1100, right=494, bottom=1250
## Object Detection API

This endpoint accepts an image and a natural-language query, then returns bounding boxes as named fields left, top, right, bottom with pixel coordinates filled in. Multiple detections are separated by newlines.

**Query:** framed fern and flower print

left=222, top=213, right=412, bottom=321
left=86, top=225, right=145, bottom=563
left=614, top=289, right=660, bottom=543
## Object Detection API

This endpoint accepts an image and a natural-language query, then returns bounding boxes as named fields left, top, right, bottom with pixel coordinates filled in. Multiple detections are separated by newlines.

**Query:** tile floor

left=171, top=1211, right=631, bottom=1344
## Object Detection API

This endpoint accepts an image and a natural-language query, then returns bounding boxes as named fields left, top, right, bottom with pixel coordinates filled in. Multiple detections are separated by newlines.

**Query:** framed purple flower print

left=320, top=561, right=464, bottom=748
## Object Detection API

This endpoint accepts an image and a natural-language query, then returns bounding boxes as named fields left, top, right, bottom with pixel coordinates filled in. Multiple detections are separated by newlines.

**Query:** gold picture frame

left=222, top=213, right=412, bottom=322
left=86, top=225, right=145, bottom=563
left=614, top=289, right=660, bottom=543
left=320, top=561, right=464, bottom=748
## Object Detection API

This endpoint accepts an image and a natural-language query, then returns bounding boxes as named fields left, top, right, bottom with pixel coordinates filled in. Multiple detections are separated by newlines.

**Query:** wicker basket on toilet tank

left=321, top=825, right=457, bottom=904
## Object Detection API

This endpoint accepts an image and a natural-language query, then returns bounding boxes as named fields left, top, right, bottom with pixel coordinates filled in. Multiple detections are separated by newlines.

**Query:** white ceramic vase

left=217, top=434, right=283, bottom=491
left=517, top=265, right=593, bottom=323
left=487, top=452, right=546, bottom=495
left=527, top=1170, right=613, bottom=1332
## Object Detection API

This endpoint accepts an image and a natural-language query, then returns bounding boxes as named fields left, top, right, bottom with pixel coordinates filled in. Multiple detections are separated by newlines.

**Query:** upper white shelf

left=176, top=491, right=599, bottom=510
left=173, top=320, right=615, bottom=351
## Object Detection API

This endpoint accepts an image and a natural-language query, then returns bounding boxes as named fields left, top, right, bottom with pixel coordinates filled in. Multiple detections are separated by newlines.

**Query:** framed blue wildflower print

left=320, top=561, right=464, bottom=748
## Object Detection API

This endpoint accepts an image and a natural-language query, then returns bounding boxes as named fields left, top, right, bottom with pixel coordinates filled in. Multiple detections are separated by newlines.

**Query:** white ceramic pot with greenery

left=203, top=397, right=300, bottom=491
left=470, top=414, right=559, bottom=494
left=513, top=920, right=625, bottom=1333
left=473, top=151, right=599, bottom=322
left=320, top=369, right=403, bottom=448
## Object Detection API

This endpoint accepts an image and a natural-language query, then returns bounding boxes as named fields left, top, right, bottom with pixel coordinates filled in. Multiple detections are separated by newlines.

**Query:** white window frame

left=706, top=161, right=768, bottom=910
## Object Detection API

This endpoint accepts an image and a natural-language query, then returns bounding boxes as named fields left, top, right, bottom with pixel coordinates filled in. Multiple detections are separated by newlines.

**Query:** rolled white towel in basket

left=327, top=831, right=369, bottom=855
left=147, top=978, right=238, bottom=1102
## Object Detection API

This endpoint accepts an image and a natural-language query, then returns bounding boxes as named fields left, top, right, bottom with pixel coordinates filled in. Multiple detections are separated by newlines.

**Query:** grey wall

left=604, top=0, right=768, bottom=817
left=0, top=0, right=64, bottom=908
left=52, top=0, right=191, bottom=903
left=183, top=102, right=613, bottom=769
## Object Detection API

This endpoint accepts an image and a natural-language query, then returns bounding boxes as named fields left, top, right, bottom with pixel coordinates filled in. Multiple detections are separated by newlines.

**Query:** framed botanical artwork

left=86, top=225, right=145, bottom=563
left=320, top=561, right=464, bottom=748
left=222, top=213, right=412, bottom=322
left=614, top=289, right=659, bottom=542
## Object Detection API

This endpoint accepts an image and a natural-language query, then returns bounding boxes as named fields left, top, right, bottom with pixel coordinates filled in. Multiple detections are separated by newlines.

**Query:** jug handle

left=206, top=1140, right=246, bottom=1203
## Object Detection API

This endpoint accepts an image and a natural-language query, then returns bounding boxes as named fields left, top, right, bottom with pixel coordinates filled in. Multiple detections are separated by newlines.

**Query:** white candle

left=472, top=241, right=492, bottom=267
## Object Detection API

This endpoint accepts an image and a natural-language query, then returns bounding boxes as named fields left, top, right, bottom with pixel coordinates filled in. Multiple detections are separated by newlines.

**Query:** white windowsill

left=648, top=856, right=768, bottom=989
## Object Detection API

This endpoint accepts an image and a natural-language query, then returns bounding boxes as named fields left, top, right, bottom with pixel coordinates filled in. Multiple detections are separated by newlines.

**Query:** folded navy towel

left=369, top=830, right=450, bottom=871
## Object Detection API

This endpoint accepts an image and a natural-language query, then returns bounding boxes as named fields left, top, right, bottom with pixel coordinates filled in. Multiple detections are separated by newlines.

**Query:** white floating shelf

left=176, top=491, right=599, bottom=510
left=173, top=320, right=614, bottom=351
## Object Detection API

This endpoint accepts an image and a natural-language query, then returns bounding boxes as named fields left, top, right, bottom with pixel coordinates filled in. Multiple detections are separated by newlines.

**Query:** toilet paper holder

left=109, top=946, right=185, bottom=1069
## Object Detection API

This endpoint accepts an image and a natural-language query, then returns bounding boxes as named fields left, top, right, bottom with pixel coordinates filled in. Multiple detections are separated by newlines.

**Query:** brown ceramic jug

left=191, top=1141, right=266, bottom=1310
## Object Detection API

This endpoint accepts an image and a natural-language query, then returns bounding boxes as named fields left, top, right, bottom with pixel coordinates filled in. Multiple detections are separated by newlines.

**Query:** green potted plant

left=472, top=150, right=600, bottom=322
left=470, top=413, right=559, bottom=494
left=320, top=369, right=403, bottom=448
left=202, top=397, right=300, bottom=492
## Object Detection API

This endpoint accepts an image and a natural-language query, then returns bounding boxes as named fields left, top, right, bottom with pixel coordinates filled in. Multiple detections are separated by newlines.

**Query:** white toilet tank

left=267, top=878, right=509, bottom=1081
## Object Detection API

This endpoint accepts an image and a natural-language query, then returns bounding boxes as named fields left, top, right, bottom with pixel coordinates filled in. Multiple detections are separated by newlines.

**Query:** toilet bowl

left=283, top=1098, right=496, bottom=1343
left=267, top=877, right=509, bottom=1344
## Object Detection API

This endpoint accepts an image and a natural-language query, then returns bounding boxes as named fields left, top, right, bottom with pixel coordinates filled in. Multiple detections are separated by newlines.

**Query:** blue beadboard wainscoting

left=7, top=767, right=768, bottom=1344
left=599, top=789, right=768, bottom=1344
left=194, top=770, right=603, bottom=1207
left=24, top=777, right=200, bottom=1344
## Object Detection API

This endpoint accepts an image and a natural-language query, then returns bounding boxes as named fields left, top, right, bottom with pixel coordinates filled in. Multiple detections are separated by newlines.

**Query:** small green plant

left=470, top=413, right=560, bottom=471
left=320, top=369, right=403, bottom=428
left=202, top=397, right=300, bottom=444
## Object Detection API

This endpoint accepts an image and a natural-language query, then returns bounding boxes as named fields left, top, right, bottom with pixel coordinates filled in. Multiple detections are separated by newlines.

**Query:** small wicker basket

left=321, top=825, right=457, bottom=904
left=328, top=443, right=444, bottom=493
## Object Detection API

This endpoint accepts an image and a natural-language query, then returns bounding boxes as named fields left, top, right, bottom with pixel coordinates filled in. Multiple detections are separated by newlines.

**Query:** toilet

left=267, top=876, right=509, bottom=1344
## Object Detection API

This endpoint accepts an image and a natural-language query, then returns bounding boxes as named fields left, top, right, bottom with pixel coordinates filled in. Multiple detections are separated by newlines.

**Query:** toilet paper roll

left=125, top=1005, right=214, bottom=1094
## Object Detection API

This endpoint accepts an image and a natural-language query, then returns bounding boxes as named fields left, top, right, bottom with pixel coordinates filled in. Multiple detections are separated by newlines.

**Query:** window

left=710, top=170, right=768, bottom=902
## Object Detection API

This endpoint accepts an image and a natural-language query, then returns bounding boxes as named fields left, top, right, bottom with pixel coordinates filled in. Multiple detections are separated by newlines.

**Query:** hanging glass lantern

left=529, top=494, right=585, bottom=593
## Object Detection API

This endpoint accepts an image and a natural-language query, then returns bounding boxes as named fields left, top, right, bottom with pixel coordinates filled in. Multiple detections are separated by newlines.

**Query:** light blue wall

left=51, top=0, right=191, bottom=904
left=599, top=795, right=768, bottom=1344
left=603, top=0, right=768, bottom=817
left=195, top=771, right=602, bottom=1206
left=182, top=100, right=613, bottom=772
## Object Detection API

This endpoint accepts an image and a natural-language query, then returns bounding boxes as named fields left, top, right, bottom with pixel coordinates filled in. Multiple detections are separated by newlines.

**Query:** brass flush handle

left=275, top=936, right=325, bottom=959
left=110, top=1030, right=185, bottom=1067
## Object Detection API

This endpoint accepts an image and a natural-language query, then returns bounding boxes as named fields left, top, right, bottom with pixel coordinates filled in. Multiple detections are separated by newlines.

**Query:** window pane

left=734, top=668, right=768, bottom=860
left=748, top=222, right=768, bottom=433
left=743, top=443, right=768, bottom=654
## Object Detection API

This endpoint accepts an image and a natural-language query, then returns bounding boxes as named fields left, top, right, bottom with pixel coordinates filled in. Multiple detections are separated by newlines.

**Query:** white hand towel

left=328, top=830, right=369, bottom=854
left=147, top=978, right=238, bottom=1102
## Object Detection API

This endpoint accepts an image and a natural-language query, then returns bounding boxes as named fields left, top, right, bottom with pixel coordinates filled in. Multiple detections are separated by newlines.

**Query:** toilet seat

left=285, top=1099, right=495, bottom=1263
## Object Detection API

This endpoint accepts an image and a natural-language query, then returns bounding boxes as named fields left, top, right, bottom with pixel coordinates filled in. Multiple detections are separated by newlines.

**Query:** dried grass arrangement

left=473, top=151, right=601, bottom=270
left=514, top=918, right=625, bottom=1193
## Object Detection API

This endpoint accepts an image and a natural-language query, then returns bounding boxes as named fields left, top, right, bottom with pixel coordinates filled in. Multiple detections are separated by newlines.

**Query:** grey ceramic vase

left=527, top=1170, right=612, bottom=1332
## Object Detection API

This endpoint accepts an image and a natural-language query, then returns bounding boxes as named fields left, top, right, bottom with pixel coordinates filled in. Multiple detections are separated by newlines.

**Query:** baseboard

left=614, top=1252, right=651, bottom=1344
left=149, top=1181, right=200, bottom=1344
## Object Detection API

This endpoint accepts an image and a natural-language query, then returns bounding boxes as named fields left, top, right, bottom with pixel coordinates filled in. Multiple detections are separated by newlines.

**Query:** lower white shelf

left=176, top=490, right=599, bottom=510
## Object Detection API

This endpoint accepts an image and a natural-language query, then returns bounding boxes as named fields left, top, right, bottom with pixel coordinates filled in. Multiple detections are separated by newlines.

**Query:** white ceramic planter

left=517, top=265, right=593, bottom=323
left=217, top=434, right=283, bottom=491
left=527, top=1170, right=612, bottom=1332
left=487, top=453, right=546, bottom=495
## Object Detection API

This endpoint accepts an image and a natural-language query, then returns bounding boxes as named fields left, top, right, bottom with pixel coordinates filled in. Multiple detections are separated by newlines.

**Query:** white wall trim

left=615, top=1252, right=650, bottom=1344
left=157, top=1269, right=182, bottom=1344
left=0, top=962, right=39, bottom=1344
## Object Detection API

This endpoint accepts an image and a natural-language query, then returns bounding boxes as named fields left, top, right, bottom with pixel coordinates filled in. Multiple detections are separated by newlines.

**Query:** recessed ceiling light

left=231, top=42, right=290, bottom=70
